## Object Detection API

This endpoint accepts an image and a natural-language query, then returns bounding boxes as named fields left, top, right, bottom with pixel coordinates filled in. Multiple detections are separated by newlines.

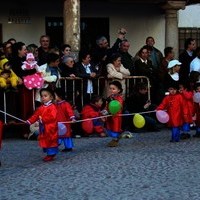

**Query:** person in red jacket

left=179, top=82, right=194, bottom=139
left=27, top=88, right=58, bottom=162
left=106, top=81, right=124, bottom=147
left=81, top=95, right=106, bottom=137
left=157, top=83, right=184, bottom=142
left=54, top=88, right=76, bottom=152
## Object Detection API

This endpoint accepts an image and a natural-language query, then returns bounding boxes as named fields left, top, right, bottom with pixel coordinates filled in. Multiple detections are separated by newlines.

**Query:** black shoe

left=61, top=148, right=73, bottom=152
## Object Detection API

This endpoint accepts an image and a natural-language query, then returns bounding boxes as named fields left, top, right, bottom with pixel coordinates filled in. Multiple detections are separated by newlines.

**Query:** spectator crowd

left=1, top=28, right=200, bottom=162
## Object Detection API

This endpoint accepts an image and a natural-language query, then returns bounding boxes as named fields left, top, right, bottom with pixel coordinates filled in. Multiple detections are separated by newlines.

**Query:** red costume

left=106, top=94, right=123, bottom=132
left=27, top=102, right=58, bottom=148
left=56, top=100, right=75, bottom=138
left=180, top=90, right=194, bottom=124
left=81, top=103, right=104, bottom=135
left=157, top=93, right=184, bottom=127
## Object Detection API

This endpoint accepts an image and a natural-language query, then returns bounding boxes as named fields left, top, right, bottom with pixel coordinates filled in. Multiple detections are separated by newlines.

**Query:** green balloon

left=108, top=100, right=121, bottom=115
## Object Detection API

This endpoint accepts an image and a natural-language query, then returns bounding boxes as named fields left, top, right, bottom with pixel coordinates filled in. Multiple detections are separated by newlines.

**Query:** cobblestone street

left=1, top=129, right=200, bottom=200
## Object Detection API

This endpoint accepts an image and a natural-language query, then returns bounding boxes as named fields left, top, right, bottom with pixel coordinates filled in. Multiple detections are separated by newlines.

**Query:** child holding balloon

left=157, top=83, right=184, bottom=142
left=54, top=88, right=76, bottom=152
left=26, top=88, right=59, bottom=162
left=106, top=81, right=123, bottom=147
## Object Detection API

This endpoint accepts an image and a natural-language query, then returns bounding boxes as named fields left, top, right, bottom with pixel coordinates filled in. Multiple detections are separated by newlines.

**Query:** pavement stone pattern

left=1, top=128, right=200, bottom=200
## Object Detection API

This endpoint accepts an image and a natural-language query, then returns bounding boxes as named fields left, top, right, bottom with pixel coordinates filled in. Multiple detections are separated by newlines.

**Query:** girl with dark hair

left=26, top=88, right=58, bottom=162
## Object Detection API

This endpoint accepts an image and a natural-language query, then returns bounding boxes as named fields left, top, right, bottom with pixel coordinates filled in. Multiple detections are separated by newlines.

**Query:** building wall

left=81, top=2, right=165, bottom=55
left=1, top=1, right=166, bottom=55
left=1, top=1, right=62, bottom=46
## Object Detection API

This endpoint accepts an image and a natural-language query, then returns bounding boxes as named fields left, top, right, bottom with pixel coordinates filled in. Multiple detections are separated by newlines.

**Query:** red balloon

left=82, top=120, right=93, bottom=134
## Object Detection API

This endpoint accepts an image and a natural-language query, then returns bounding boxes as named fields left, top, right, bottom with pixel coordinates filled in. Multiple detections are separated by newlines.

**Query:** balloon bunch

left=108, top=100, right=170, bottom=129
left=133, top=110, right=169, bottom=129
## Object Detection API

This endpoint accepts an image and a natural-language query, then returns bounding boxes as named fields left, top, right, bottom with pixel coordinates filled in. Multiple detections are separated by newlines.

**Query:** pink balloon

left=193, top=92, right=200, bottom=103
left=156, top=110, right=169, bottom=123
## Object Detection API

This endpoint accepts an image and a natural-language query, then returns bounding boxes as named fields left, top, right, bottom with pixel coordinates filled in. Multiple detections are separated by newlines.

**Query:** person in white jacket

left=106, top=53, right=130, bottom=96
left=35, top=53, right=60, bottom=105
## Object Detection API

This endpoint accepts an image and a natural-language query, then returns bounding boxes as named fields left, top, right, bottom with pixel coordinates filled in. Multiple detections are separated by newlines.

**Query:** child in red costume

left=179, top=82, right=194, bottom=139
left=27, top=88, right=58, bottom=162
left=106, top=81, right=123, bottom=147
left=81, top=95, right=106, bottom=137
left=54, top=88, right=76, bottom=152
left=157, top=84, right=184, bottom=142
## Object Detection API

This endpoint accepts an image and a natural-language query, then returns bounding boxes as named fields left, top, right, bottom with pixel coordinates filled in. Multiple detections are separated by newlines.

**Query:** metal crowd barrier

left=0, top=76, right=150, bottom=124
left=57, top=76, right=151, bottom=106
left=1, top=89, right=35, bottom=124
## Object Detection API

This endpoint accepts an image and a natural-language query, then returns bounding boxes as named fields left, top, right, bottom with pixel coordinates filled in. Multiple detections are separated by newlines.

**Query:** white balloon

left=193, top=92, right=200, bottom=103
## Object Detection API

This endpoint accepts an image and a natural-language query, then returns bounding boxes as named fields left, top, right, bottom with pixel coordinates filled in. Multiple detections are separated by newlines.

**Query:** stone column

left=63, top=0, right=80, bottom=58
left=161, top=1, right=185, bottom=58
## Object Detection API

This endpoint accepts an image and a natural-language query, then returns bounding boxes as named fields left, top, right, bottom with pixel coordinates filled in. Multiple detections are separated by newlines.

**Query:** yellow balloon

left=133, top=114, right=145, bottom=128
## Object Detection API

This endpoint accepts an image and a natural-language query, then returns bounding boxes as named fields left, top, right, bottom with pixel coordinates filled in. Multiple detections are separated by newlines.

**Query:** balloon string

left=0, top=110, right=26, bottom=123
left=60, top=110, right=158, bottom=124
left=0, top=109, right=162, bottom=124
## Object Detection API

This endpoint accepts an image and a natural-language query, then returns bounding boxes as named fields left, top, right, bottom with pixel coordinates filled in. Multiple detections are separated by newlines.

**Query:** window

left=179, top=28, right=200, bottom=53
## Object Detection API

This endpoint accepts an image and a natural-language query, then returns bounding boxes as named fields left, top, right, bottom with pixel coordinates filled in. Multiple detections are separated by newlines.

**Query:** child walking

left=157, top=83, right=184, bottom=142
left=81, top=95, right=106, bottom=137
left=54, top=88, right=76, bottom=152
left=106, top=81, right=124, bottom=147
left=26, top=88, right=58, bottom=162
